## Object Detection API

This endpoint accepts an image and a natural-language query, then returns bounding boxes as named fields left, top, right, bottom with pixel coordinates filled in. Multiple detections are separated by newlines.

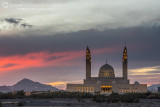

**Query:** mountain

left=0, top=86, right=12, bottom=93
left=147, top=84, right=160, bottom=92
left=0, top=78, right=59, bottom=92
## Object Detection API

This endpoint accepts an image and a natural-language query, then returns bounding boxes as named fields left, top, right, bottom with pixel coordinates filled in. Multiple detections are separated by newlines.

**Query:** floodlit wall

left=112, top=83, right=147, bottom=94
left=66, top=84, right=101, bottom=93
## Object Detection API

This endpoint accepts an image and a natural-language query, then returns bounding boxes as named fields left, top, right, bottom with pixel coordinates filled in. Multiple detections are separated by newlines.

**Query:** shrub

left=148, top=93, right=160, bottom=99
left=0, top=101, right=2, bottom=107
left=0, top=92, right=14, bottom=99
left=16, top=90, right=25, bottom=99
left=17, top=102, right=24, bottom=106
left=66, top=103, right=71, bottom=106
left=107, top=93, right=140, bottom=103
left=93, top=95, right=106, bottom=103
left=107, top=93, right=120, bottom=103
left=121, top=94, right=139, bottom=103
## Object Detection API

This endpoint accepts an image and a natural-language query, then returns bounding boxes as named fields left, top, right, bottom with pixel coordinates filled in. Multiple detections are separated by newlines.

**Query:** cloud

left=45, top=80, right=83, bottom=90
left=2, top=63, right=18, bottom=68
left=46, top=81, right=68, bottom=90
left=0, top=51, right=81, bottom=71
left=129, top=66, right=160, bottom=75
left=0, top=18, right=33, bottom=31
left=0, top=0, right=160, bottom=87
left=20, top=23, right=33, bottom=28
left=129, top=66, right=160, bottom=85
left=4, top=18, right=22, bottom=26
left=0, top=46, right=117, bottom=72
left=0, top=26, right=160, bottom=76
left=1, top=0, right=160, bottom=35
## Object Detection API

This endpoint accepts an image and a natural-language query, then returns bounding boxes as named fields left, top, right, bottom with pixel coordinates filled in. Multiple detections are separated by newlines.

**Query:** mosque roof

left=98, top=63, right=115, bottom=78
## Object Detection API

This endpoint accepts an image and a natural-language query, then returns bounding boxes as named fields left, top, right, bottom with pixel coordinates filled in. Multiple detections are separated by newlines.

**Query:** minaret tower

left=123, top=46, right=128, bottom=80
left=86, top=46, right=91, bottom=79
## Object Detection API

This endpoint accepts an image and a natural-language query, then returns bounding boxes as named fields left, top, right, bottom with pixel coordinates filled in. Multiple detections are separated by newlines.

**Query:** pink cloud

left=0, top=46, right=118, bottom=72
left=0, top=51, right=81, bottom=71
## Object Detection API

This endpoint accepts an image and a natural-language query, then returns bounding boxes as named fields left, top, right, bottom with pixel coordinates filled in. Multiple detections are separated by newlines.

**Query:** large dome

left=98, top=64, right=115, bottom=78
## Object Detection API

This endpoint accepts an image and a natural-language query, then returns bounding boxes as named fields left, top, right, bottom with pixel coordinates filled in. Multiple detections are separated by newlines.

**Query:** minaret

left=86, top=46, right=91, bottom=79
left=123, top=46, right=128, bottom=80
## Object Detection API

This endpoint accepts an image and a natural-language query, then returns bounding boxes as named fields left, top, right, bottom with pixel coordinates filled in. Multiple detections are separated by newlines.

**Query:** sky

left=0, top=0, right=160, bottom=89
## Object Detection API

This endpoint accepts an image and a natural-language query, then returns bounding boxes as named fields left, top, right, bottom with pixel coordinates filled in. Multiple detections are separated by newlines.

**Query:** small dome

left=98, top=64, right=115, bottom=78
left=134, top=81, right=140, bottom=84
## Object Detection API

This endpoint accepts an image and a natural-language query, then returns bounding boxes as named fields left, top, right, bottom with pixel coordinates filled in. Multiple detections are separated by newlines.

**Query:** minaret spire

left=86, top=46, right=91, bottom=79
left=123, top=46, right=128, bottom=80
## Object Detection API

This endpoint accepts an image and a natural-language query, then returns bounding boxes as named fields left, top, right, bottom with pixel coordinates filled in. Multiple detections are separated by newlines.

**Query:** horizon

left=0, top=0, right=160, bottom=90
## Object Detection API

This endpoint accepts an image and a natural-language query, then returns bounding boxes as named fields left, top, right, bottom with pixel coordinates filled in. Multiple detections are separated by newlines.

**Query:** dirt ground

left=0, top=98, right=160, bottom=107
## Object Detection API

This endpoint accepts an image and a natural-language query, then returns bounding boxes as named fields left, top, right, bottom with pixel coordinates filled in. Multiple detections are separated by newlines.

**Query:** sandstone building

left=67, top=46, right=147, bottom=94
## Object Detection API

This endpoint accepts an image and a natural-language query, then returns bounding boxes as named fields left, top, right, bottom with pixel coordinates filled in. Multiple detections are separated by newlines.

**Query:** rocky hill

left=0, top=78, right=59, bottom=93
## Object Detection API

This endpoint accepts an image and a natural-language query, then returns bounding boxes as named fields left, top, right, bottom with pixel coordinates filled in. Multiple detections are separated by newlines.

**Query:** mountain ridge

left=147, top=84, right=160, bottom=92
left=0, top=78, right=59, bottom=93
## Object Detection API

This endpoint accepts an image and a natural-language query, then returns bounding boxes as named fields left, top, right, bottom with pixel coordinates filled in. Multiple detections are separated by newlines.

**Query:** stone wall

left=66, top=84, right=101, bottom=93
left=112, top=83, right=147, bottom=93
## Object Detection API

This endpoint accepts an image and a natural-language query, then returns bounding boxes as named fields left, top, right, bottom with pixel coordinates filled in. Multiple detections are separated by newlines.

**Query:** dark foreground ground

left=0, top=98, right=160, bottom=107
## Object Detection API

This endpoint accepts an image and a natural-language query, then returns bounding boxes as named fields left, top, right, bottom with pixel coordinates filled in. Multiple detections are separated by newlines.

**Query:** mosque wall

left=112, top=84, right=147, bottom=93
left=67, top=82, right=147, bottom=94
left=84, top=78, right=129, bottom=85
left=67, top=84, right=100, bottom=93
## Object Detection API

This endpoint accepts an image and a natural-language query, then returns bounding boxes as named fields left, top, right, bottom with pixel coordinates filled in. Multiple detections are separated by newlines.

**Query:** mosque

left=66, top=46, right=147, bottom=94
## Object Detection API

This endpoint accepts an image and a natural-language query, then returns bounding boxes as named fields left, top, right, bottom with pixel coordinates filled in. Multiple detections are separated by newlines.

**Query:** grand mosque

left=67, top=46, right=147, bottom=94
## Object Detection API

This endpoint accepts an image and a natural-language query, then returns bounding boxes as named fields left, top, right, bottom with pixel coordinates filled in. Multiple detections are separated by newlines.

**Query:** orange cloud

left=129, top=66, right=160, bottom=75
left=45, top=80, right=83, bottom=90
left=129, top=66, right=160, bottom=86
left=46, top=81, right=67, bottom=90
left=0, top=46, right=118, bottom=72
left=0, top=50, right=82, bottom=72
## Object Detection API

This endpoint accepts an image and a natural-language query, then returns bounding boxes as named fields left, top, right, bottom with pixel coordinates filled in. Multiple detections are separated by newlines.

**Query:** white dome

left=98, top=64, right=115, bottom=78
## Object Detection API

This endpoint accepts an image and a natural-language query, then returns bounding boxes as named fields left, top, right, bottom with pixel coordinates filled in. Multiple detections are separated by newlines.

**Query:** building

left=66, top=46, right=147, bottom=94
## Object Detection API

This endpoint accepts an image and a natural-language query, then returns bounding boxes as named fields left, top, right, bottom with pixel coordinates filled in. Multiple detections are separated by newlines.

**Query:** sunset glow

left=0, top=0, right=160, bottom=90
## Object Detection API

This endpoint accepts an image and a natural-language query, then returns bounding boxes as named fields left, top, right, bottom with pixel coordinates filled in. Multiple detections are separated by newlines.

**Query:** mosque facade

left=66, top=47, right=147, bottom=94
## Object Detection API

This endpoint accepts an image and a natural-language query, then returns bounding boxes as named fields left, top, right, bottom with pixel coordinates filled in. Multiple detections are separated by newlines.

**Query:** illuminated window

left=92, top=87, right=94, bottom=93
left=101, top=85, right=112, bottom=93
left=90, top=87, right=91, bottom=92
left=84, top=87, right=86, bottom=92
left=76, top=87, right=78, bottom=91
